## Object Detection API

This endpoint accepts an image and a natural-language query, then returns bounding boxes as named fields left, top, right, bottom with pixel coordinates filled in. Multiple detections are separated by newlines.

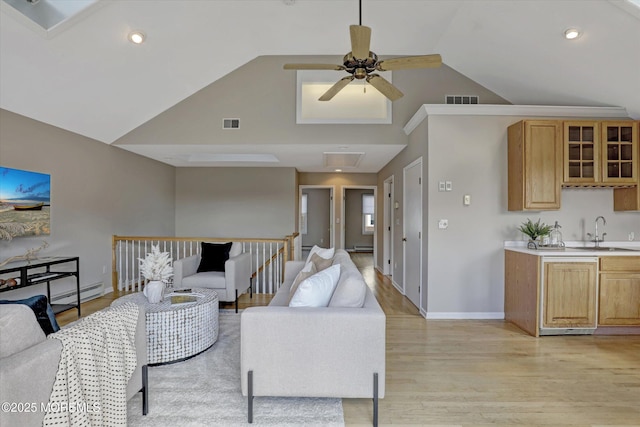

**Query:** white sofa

left=173, top=251, right=252, bottom=312
left=241, top=249, right=386, bottom=426
left=0, top=303, right=148, bottom=427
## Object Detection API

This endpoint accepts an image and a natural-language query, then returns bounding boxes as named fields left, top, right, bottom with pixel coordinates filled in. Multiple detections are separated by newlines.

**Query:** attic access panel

left=296, top=70, right=392, bottom=124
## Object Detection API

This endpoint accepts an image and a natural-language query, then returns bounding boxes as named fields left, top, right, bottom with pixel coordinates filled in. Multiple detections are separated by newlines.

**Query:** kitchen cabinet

left=508, top=120, right=562, bottom=211
left=563, top=120, right=638, bottom=186
left=599, top=256, right=640, bottom=326
left=543, top=261, right=597, bottom=329
left=613, top=123, right=640, bottom=211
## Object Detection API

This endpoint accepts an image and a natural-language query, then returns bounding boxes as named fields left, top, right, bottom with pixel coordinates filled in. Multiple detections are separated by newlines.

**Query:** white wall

left=0, top=109, right=176, bottom=298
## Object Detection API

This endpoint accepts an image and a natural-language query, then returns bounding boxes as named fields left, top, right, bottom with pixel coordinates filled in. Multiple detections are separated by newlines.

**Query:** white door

left=383, top=177, right=393, bottom=275
left=403, top=159, right=422, bottom=310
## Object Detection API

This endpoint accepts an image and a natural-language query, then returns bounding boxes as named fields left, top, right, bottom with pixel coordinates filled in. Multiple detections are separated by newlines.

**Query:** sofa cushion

left=289, top=264, right=341, bottom=308
left=229, top=242, right=243, bottom=258
left=197, top=242, right=233, bottom=272
left=305, top=245, right=335, bottom=264
left=310, top=252, right=332, bottom=272
left=0, top=304, right=46, bottom=358
left=288, top=262, right=317, bottom=304
left=183, top=271, right=226, bottom=288
left=0, top=295, right=60, bottom=335
left=329, top=268, right=367, bottom=308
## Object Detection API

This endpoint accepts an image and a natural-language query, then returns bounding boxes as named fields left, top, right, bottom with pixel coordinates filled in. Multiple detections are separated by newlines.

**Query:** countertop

left=504, top=241, right=640, bottom=257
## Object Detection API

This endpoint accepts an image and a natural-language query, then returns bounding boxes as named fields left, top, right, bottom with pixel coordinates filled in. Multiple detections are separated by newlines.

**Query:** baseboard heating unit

left=51, top=282, right=104, bottom=304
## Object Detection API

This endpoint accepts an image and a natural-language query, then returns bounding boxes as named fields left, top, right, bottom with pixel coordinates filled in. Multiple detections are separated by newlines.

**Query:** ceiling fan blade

left=319, top=76, right=355, bottom=101
left=350, top=25, right=372, bottom=59
left=377, top=54, right=442, bottom=71
left=366, top=74, right=404, bottom=101
left=283, top=63, right=345, bottom=71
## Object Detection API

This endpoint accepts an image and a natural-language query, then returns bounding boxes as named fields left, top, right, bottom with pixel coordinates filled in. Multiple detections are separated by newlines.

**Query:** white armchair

left=173, top=252, right=252, bottom=312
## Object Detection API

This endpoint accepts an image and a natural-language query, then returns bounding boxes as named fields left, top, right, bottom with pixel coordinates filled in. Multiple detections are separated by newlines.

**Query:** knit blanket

left=43, top=303, right=139, bottom=427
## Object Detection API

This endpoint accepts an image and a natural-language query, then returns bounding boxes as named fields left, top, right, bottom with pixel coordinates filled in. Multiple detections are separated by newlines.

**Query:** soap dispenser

left=549, top=221, right=564, bottom=247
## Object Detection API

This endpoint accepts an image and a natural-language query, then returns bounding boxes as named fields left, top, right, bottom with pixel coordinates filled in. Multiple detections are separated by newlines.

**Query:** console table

left=0, top=257, right=80, bottom=316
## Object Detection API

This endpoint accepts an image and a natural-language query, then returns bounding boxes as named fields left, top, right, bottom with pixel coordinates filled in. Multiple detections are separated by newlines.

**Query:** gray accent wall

left=114, top=55, right=509, bottom=150
left=0, top=109, right=175, bottom=297
left=175, top=167, right=296, bottom=238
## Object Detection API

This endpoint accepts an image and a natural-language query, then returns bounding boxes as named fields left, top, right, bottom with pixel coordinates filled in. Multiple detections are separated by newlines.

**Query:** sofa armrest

left=0, top=339, right=62, bottom=427
left=173, top=254, right=200, bottom=288
left=224, top=252, right=251, bottom=296
left=241, top=305, right=386, bottom=399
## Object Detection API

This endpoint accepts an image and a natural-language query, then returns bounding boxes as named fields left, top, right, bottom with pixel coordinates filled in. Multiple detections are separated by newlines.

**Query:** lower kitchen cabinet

left=599, top=257, right=640, bottom=326
left=543, top=261, right=597, bottom=329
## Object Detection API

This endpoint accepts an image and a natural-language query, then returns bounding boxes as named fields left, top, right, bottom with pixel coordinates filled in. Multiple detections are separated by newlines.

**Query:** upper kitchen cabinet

left=508, top=120, right=562, bottom=211
left=562, top=120, right=638, bottom=187
left=601, top=121, right=638, bottom=185
left=563, top=121, right=600, bottom=184
left=613, top=123, right=640, bottom=211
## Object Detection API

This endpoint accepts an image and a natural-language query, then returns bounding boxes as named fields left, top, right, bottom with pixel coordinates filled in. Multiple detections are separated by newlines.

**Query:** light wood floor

left=57, top=254, right=640, bottom=426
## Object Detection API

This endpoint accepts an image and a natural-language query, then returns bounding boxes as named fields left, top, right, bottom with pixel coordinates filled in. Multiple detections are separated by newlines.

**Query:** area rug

left=127, top=312, right=345, bottom=426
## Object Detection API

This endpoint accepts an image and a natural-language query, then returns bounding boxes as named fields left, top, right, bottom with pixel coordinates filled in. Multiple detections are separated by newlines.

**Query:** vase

left=144, top=280, right=165, bottom=303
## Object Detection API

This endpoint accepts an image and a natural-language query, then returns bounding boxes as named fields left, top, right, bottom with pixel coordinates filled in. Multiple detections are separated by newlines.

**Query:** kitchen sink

left=566, top=246, right=638, bottom=252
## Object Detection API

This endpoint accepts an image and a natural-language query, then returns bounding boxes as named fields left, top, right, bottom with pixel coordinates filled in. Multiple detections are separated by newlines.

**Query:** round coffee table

left=112, top=288, right=218, bottom=365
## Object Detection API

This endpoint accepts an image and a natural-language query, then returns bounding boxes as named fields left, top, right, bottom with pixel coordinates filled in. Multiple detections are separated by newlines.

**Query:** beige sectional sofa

left=241, top=249, right=386, bottom=426
left=0, top=303, right=148, bottom=427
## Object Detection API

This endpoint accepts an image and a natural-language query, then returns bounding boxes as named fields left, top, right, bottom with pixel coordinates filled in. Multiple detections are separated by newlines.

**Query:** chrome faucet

left=587, top=216, right=607, bottom=247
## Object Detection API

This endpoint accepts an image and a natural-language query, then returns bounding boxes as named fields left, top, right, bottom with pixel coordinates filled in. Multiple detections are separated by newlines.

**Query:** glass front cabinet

left=563, top=120, right=638, bottom=186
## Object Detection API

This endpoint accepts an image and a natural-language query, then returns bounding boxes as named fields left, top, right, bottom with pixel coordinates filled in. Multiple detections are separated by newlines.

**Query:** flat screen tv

left=0, top=166, right=51, bottom=238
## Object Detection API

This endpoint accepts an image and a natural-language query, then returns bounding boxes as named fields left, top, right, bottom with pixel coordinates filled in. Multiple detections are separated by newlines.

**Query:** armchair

left=173, top=252, right=252, bottom=312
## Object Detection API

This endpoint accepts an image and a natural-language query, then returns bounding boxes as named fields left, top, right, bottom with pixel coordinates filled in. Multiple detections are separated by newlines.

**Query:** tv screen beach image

left=0, top=166, right=51, bottom=237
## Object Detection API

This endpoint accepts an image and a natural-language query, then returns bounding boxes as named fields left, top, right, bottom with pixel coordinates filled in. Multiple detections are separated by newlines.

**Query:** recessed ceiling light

left=128, top=31, right=145, bottom=44
left=564, top=28, right=582, bottom=40
left=335, top=169, right=342, bottom=172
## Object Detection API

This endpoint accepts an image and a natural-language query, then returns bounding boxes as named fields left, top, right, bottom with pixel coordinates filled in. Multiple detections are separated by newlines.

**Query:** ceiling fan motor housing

left=343, top=52, right=378, bottom=79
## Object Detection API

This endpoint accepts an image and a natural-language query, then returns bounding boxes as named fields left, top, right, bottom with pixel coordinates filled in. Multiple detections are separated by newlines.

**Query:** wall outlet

left=629, top=232, right=635, bottom=241
left=438, top=219, right=449, bottom=229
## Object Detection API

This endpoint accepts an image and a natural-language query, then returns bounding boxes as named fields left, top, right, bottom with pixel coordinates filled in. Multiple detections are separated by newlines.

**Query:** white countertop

left=504, top=241, right=640, bottom=257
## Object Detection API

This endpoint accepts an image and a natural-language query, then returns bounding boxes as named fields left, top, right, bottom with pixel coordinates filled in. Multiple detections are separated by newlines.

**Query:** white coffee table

left=112, top=288, right=219, bottom=365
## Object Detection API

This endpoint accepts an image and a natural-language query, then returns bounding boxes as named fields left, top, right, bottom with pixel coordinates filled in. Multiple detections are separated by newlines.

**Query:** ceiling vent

left=445, top=95, right=479, bottom=105
left=222, top=118, right=240, bottom=129
left=26, top=0, right=40, bottom=4
left=323, top=152, right=365, bottom=169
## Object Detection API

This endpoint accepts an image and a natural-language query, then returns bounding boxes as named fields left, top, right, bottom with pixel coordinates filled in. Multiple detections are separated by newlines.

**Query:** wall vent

left=222, top=118, right=240, bottom=129
left=445, top=95, right=479, bottom=105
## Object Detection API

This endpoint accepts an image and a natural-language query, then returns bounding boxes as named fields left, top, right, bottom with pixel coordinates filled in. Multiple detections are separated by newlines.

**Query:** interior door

left=403, top=159, right=422, bottom=310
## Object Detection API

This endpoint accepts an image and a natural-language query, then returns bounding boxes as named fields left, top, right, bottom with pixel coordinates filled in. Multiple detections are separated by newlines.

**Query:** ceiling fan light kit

left=284, top=1, right=442, bottom=102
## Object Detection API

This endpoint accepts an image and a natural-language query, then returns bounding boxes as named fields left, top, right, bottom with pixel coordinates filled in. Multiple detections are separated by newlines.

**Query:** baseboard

left=391, top=279, right=403, bottom=293
left=425, top=312, right=505, bottom=320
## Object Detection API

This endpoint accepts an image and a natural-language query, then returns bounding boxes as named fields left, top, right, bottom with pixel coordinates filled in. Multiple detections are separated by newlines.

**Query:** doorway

left=342, top=187, right=376, bottom=262
left=299, top=186, right=334, bottom=257
left=403, top=158, right=422, bottom=310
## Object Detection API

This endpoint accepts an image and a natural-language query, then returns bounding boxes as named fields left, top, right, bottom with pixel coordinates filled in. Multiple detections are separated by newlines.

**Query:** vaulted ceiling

left=2, top=1, right=639, bottom=156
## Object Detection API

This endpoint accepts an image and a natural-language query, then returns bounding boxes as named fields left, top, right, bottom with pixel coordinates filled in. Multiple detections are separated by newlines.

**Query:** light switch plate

left=463, top=194, right=471, bottom=205
left=438, top=181, right=446, bottom=192
left=445, top=181, right=452, bottom=191
left=438, top=219, right=449, bottom=229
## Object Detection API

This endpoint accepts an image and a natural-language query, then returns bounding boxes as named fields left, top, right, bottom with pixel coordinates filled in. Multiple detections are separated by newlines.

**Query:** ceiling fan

left=283, top=0, right=442, bottom=102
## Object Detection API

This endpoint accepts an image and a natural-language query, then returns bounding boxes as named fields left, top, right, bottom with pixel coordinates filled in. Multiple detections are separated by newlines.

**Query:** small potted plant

left=518, top=218, right=553, bottom=248
left=139, top=244, right=173, bottom=303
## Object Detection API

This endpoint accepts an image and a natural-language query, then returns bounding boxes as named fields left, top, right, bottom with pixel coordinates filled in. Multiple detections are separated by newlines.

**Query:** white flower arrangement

left=139, top=244, right=173, bottom=283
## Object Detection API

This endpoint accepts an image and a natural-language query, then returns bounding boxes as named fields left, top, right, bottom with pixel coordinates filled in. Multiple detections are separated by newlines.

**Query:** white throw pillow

left=305, top=245, right=335, bottom=264
left=229, top=242, right=243, bottom=258
left=289, top=264, right=341, bottom=308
